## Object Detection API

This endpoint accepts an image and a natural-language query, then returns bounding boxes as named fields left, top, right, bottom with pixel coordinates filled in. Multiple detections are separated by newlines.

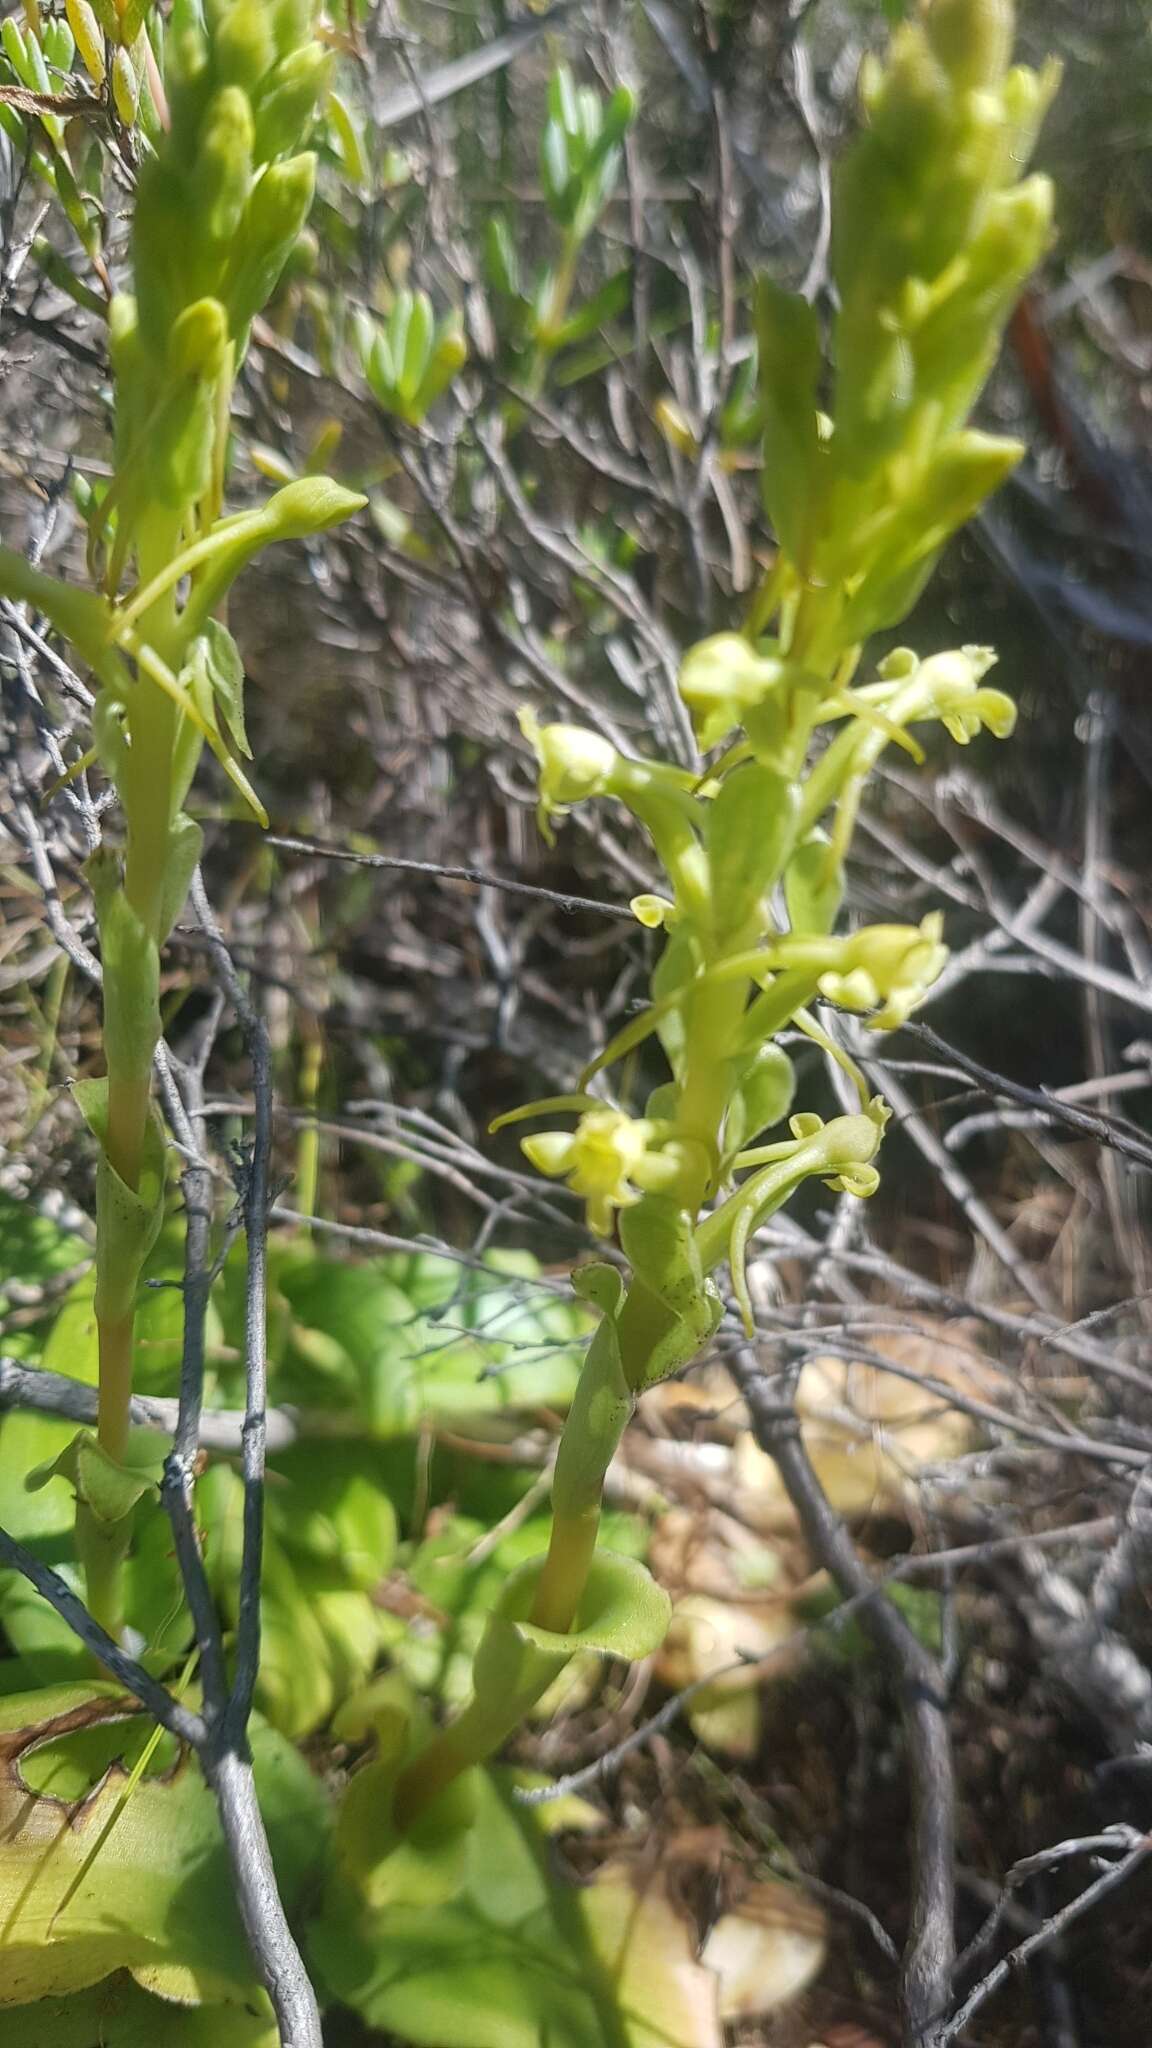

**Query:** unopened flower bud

left=224, top=152, right=316, bottom=336
left=167, top=296, right=229, bottom=379
left=194, top=85, right=255, bottom=246
left=215, top=0, right=275, bottom=90
left=678, top=633, right=787, bottom=749
left=924, top=0, right=1013, bottom=92
left=252, top=42, right=329, bottom=160
left=520, top=708, right=618, bottom=842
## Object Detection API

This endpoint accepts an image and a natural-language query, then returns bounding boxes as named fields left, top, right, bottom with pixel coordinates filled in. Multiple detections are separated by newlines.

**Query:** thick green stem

left=95, top=1308, right=135, bottom=1466
left=76, top=1500, right=133, bottom=1643
left=674, top=978, right=749, bottom=1197
left=88, top=510, right=183, bottom=1636
left=104, top=1070, right=152, bottom=1203
left=392, top=1665, right=557, bottom=1833
left=393, top=1277, right=678, bottom=1828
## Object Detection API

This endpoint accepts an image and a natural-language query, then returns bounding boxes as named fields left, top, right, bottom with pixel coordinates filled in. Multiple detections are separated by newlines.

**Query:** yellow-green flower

left=818, top=912, right=947, bottom=1030
left=519, top=707, right=618, bottom=842
left=522, top=1108, right=677, bottom=1237
left=879, top=644, right=1017, bottom=745
left=677, top=633, right=789, bottom=750
left=630, top=893, right=677, bottom=930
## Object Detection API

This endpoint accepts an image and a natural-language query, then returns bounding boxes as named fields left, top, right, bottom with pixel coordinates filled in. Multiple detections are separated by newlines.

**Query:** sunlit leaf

left=0, top=1683, right=328, bottom=2006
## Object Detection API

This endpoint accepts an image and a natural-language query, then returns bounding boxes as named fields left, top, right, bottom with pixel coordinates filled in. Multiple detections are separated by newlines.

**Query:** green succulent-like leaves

left=314, top=1764, right=720, bottom=2048
left=489, top=1549, right=671, bottom=1666
left=538, top=64, right=635, bottom=245
left=353, top=290, right=468, bottom=425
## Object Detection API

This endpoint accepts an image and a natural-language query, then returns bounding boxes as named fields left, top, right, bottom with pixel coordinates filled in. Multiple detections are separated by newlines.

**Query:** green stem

left=95, top=1308, right=135, bottom=1466
left=393, top=1277, right=676, bottom=1828
left=525, top=233, right=579, bottom=396
left=674, top=976, right=750, bottom=1196
left=88, top=509, right=183, bottom=1636
left=76, top=1500, right=133, bottom=1644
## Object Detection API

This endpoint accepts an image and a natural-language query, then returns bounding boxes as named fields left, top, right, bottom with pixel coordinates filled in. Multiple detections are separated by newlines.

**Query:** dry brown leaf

left=700, top=1877, right=827, bottom=2019
left=585, top=1858, right=723, bottom=2048
left=731, top=1317, right=1003, bottom=1529
left=655, top=1592, right=800, bottom=1757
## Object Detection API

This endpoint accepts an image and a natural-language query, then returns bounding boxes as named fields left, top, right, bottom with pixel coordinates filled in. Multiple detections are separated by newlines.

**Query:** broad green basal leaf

left=5, top=1973, right=279, bottom=2047
left=0, top=1683, right=329, bottom=2006
left=267, top=1244, right=588, bottom=1435
left=312, top=1768, right=720, bottom=2048
left=198, top=1462, right=392, bottom=1738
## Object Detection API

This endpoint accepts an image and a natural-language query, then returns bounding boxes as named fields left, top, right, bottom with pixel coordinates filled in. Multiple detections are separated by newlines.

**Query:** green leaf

left=553, top=268, right=632, bottom=348
left=725, top=1043, right=796, bottom=1161
left=327, top=88, right=369, bottom=190
left=6, top=1975, right=279, bottom=2047
left=783, top=832, right=843, bottom=938
left=72, top=1083, right=167, bottom=1326
left=386, top=1507, right=645, bottom=1713
left=417, top=320, right=467, bottom=411
left=157, top=815, right=205, bottom=946
left=0, top=1251, right=209, bottom=1683
left=312, top=1767, right=721, bottom=2048
left=570, top=1262, right=624, bottom=1318
left=599, top=83, right=636, bottom=149
left=273, top=1250, right=586, bottom=1436
left=0, top=1193, right=89, bottom=1315
left=270, top=1443, right=398, bottom=1591
left=617, top=1198, right=722, bottom=1391
left=26, top=1428, right=164, bottom=1527
left=483, top=215, right=520, bottom=300
left=199, top=1460, right=390, bottom=1737
left=334, top=1752, right=478, bottom=1913
left=548, top=65, right=580, bottom=137
left=0, top=548, right=110, bottom=672
left=482, top=1550, right=670, bottom=1669
left=649, top=924, right=697, bottom=1080
left=201, top=618, right=251, bottom=757
left=706, top=763, right=799, bottom=939
left=540, top=120, right=572, bottom=221
left=0, top=1683, right=328, bottom=2006
left=754, top=276, right=824, bottom=570
left=572, top=146, right=622, bottom=241
left=366, top=326, right=395, bottom=402
left=399, top=290, right=435, bottom=405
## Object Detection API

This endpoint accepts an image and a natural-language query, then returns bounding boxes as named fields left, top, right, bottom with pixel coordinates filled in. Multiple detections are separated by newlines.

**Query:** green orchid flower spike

left=0, top=0, right=365, bottom=1641
left=391, top=0, right=1055, bottom=1837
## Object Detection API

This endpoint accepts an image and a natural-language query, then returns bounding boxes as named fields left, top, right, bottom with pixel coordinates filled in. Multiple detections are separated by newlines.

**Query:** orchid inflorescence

left=391, top=0, right=1056, bottom=1832
left=0, top=0, right=365, bottom=1639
